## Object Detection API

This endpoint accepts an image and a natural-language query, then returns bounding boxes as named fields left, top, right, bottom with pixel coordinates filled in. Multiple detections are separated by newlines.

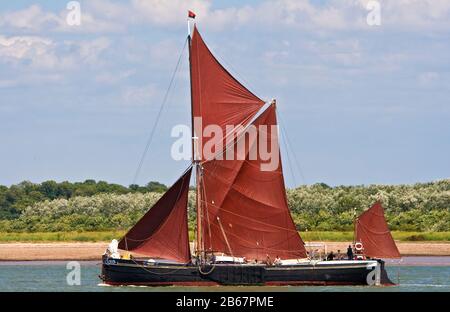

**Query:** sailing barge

left=101, top=15, right=400, bottom=287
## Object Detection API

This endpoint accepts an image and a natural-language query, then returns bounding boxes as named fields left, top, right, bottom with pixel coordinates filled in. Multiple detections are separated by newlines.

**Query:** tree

left=145, top=181, right=167, bottom=193
left=40, top=181, right=59, bottom=200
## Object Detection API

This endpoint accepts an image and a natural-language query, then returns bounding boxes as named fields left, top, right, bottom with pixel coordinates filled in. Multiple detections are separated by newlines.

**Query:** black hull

left=101, top=257, right=394, bottom=287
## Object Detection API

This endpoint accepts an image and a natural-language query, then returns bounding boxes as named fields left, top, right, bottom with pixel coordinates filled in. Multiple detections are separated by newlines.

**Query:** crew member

left=274, top=255, right=282, bottom=266
left=347, top=245, right=354, bottom=260
left=326, top=251, right=335, bottom=261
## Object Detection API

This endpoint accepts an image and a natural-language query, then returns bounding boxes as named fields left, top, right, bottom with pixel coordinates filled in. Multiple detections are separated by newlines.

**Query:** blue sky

left=0, top=0, right=449, bottom=188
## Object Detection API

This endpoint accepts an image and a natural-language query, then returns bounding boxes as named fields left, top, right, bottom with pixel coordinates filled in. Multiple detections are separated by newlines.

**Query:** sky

left=0, top=0, right=449, bottom=188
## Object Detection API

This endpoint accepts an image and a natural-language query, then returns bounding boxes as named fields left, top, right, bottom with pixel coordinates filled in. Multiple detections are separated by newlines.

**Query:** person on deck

left=347, top=245, right=354, bottom=260
left=326, top=251, right=335, bottom=261
left=274, top=256, right=282, bottom=266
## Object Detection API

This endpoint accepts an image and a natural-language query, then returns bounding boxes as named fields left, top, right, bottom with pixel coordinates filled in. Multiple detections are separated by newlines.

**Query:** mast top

left=187, top=10, right=196, bottom=37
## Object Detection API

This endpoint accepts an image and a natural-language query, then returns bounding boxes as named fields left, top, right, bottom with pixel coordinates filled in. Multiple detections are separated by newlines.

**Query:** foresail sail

left=355, top=201, right=401, bottom=259
left=189, top=26, right=306, bottom=260
left=118, top=168, right=192, bottom=263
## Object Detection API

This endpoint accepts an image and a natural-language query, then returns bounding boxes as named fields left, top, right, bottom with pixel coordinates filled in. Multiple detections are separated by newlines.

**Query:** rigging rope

left=278, top=110, right=307, bottom=185
left=132, top=37, right=188, bottom=184
left=198, top=263, right=216, bottom=275
left=277, top=110, right=317, bottom=243
left=279, top=121, right=298, bottom=187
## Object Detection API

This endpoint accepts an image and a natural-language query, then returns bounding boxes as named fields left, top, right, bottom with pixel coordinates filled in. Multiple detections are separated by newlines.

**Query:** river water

left=0, top=257, right=448, bottom=292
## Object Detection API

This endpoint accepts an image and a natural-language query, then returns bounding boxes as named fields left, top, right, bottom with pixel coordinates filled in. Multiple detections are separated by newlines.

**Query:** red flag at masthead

left=188, top=10, right=196, bottom=19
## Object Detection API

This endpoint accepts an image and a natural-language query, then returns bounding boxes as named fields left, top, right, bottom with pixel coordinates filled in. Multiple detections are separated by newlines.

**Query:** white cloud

left=0, top=5, right=60, bottom=31
left=95, top=70, right=135, bottom=84
left=0, top=35, right=60, bottom=69
left=56, top=11, right=124, bottom=33
left=305, top=39, right=363, bottom=66
left=2, top=1, right=450, bottom=34
left=131, top=0, right=210, bottom=26
left=127, top=0, right=450, bottom=32
left=379, top=0, right=450, bottom=30
left=0, top=35, right=110, bottom=73
left=121, top=84, right=159, bottom=106
left=1, top=1, right=449, bottom=98
left=162, top=0, right=357, bottom=31
left=84, top=0, right=132, bottom=20
left=76, top=37, right=111, bottom=65
left=0, top=3, right=123, bottom=34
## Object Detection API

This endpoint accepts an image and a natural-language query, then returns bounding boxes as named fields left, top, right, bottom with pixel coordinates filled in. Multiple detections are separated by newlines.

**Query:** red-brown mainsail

left=190, top=26, right=306, bottom=261
left=118, top=168, right=192, bottom=263
left=355, top=201, right=401, bottom=259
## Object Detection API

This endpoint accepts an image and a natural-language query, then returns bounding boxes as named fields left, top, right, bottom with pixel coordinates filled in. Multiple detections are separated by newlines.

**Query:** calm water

left=0, top=257, right=448, bottom=292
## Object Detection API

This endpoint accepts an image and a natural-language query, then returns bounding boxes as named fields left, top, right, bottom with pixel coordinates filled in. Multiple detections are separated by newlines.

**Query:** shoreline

left=1, top=241, right=449, bottom=261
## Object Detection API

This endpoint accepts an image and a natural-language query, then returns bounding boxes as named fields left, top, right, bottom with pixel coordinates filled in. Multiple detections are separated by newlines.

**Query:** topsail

left=190, top=26, right=265, bottom=154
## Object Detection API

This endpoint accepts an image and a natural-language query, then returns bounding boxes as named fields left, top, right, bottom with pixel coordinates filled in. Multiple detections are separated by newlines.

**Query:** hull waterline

left=100, top=257, right=394, bottom=287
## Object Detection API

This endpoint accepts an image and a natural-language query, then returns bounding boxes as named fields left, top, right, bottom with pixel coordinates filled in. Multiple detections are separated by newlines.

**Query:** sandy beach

left=0, top=241, right=449, bottom=261
left=320, top=242, right=450, bottom=257
left=0, top=242, right=107, bottom=261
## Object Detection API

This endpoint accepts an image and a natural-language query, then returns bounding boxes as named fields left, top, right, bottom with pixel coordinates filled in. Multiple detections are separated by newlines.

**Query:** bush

left=405, top=234, right=426, bottom=241
left=0, top=179, right=448, bottom=233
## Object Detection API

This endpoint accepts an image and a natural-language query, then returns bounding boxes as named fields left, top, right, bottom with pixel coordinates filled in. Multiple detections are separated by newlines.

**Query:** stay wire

left=132, top=37, right=188, bottom=185
left=279, top=121, right=298, bottom=188
left=277, top=110, right=307, bottom=186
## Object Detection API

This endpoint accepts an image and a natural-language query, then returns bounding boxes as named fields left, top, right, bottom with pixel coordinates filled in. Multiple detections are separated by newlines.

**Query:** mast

left=187, top=13, right=203, bottom=262
left=353, top=207, right=357, bottom=244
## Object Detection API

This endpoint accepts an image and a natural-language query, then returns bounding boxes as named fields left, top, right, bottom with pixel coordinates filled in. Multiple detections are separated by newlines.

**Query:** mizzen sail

left=118, top=168, right=192, bottom=263
left=355, top=201, right=401, bottom=259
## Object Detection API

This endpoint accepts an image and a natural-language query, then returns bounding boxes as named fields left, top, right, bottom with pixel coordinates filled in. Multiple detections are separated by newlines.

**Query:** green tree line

left=0, top=180, right=167, bottom=219
left=0, top=179, right=448, bottom=233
